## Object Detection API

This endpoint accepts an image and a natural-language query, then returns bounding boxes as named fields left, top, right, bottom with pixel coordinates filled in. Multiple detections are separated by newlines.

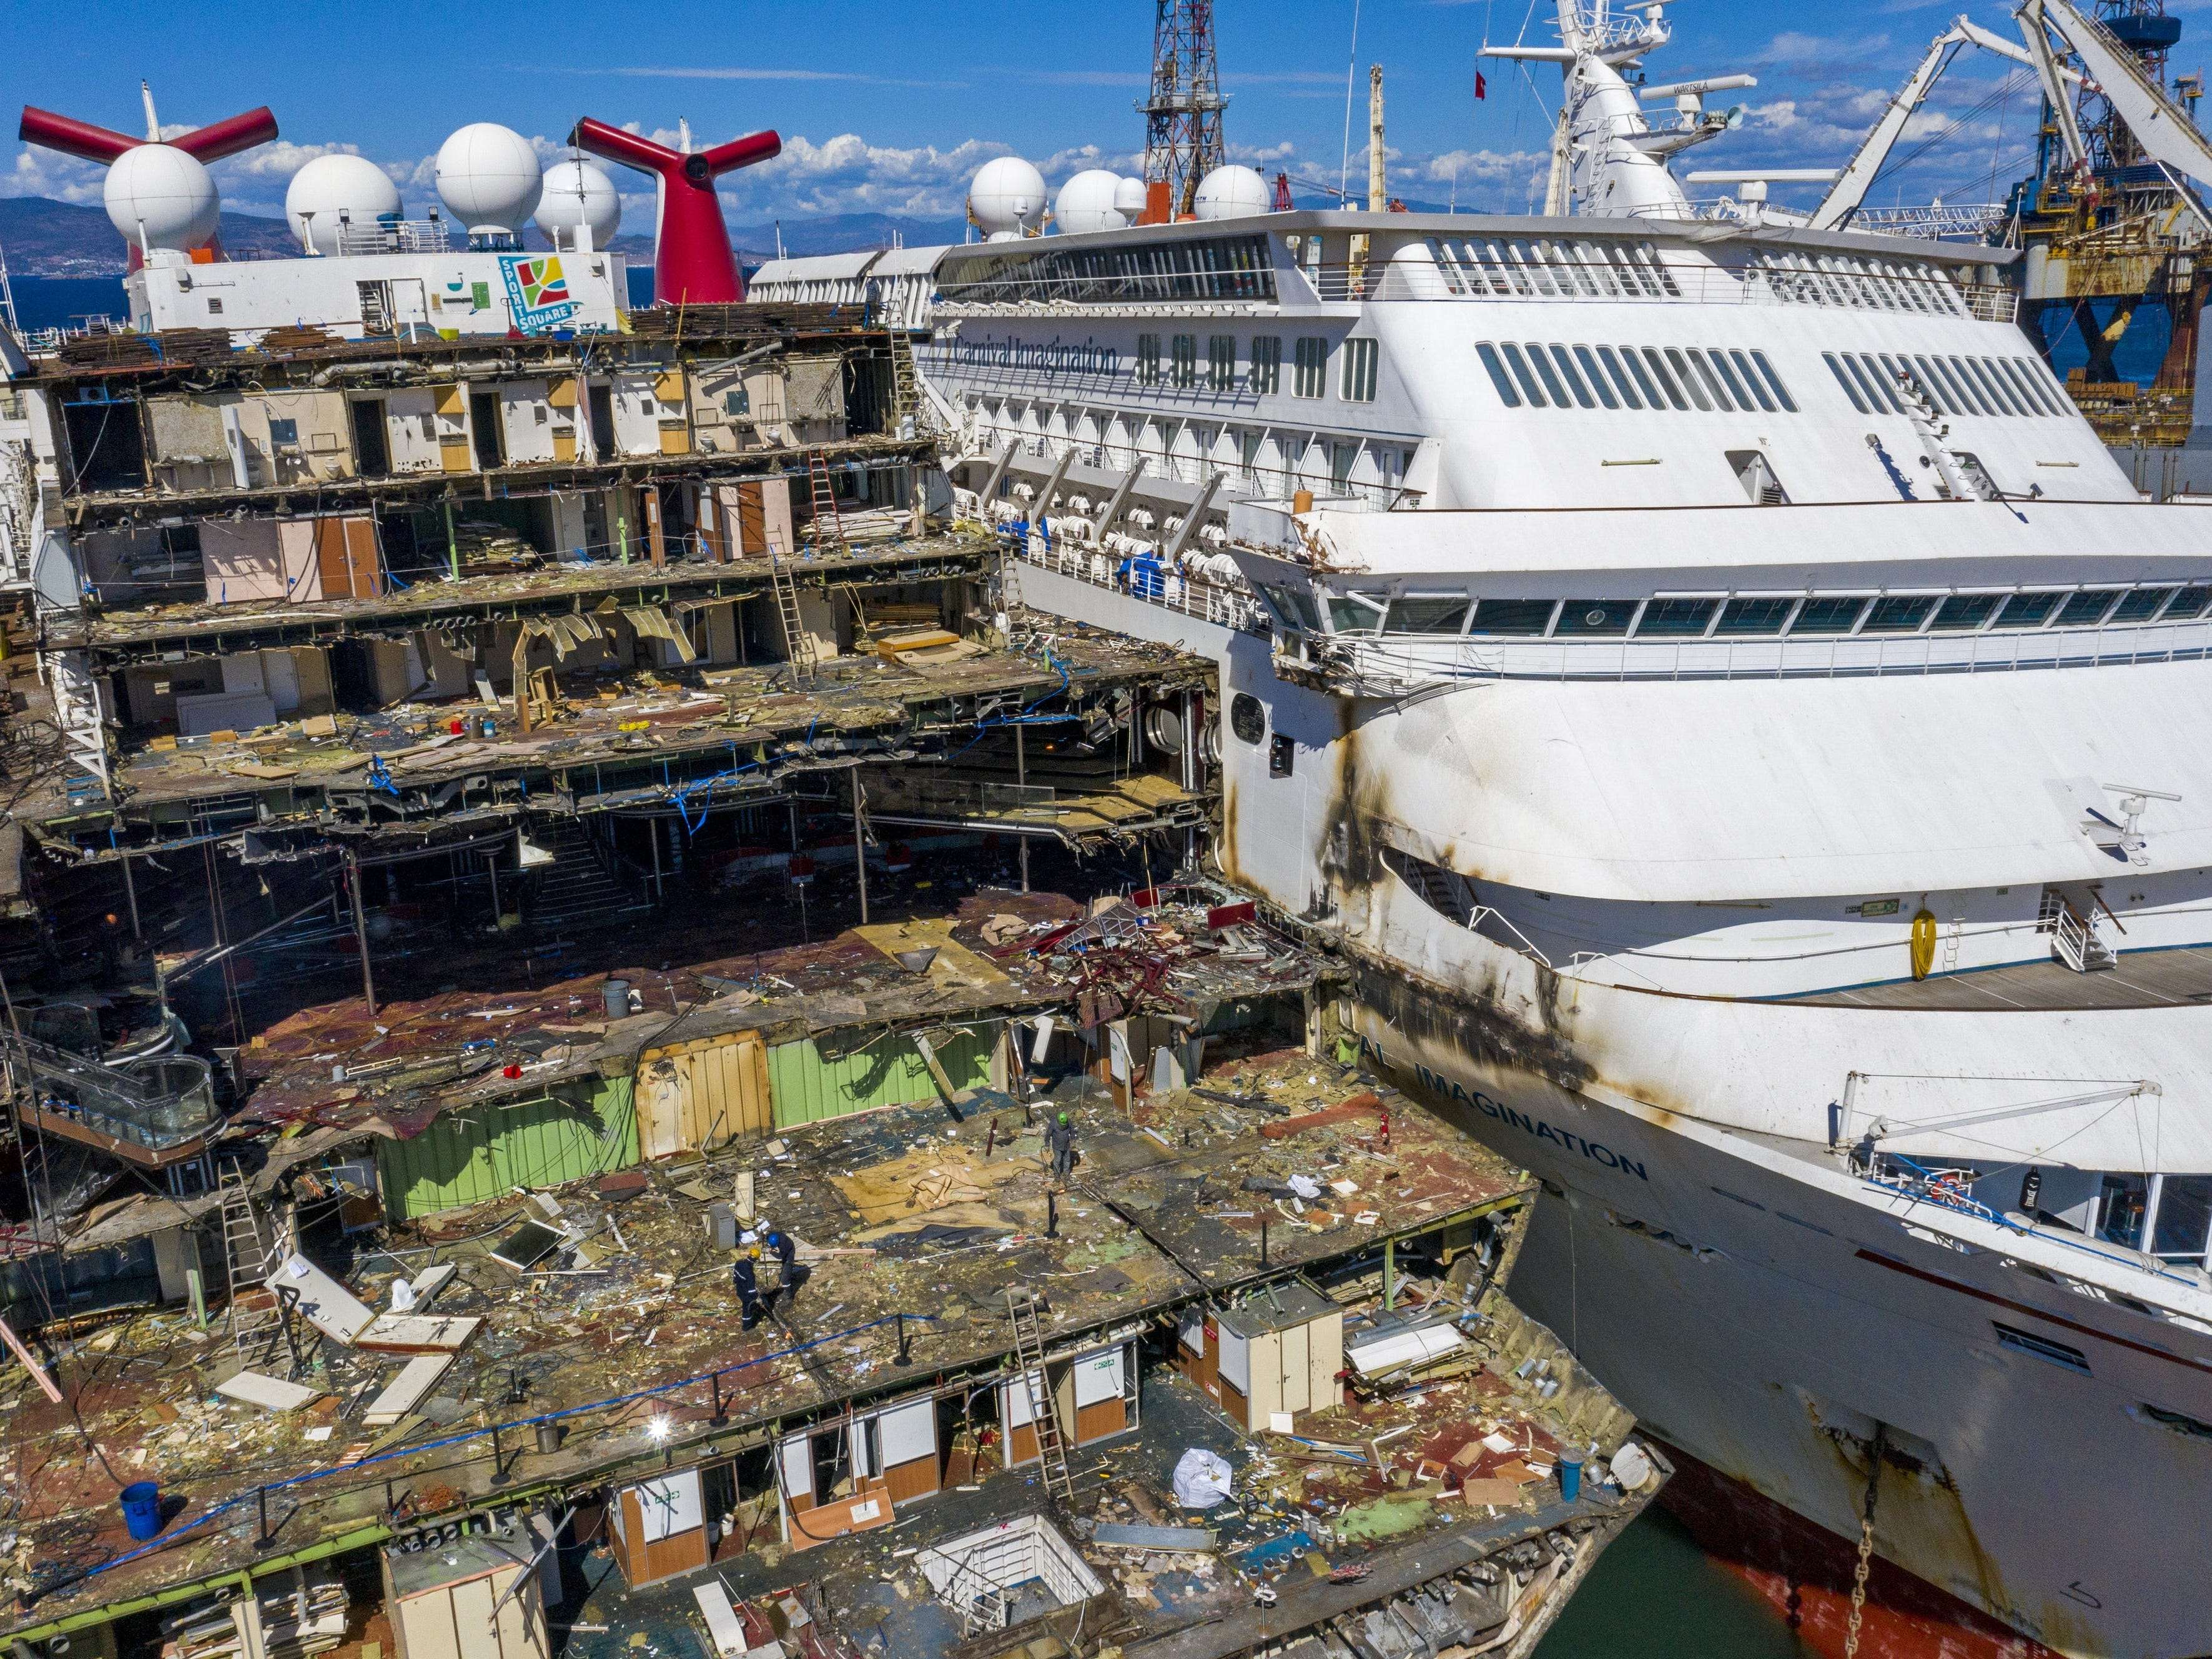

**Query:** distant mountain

left=0, top=197, right=300, bottom=273
left=0, top=195, right=971, bottom=275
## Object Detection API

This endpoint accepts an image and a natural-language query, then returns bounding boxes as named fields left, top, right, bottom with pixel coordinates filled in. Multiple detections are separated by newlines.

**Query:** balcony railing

left=1299, top=612, right=2212, bottom=686
left=1017, top=537, right=1265, bottom=632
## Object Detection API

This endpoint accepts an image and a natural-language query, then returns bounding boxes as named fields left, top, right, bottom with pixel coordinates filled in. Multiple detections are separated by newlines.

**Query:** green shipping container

left=377, top=1077, right=639, bottom=1220
left=768, top=1024, right=997, bottom=1127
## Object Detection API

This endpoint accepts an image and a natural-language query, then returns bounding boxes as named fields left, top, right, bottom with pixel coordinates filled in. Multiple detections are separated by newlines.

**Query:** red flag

left=1476, top=69, right=1488, bottom=100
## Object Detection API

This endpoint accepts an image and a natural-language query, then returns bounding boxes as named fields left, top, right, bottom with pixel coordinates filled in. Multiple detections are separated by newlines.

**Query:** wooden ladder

left=1005, top=1287, right=1076, bottom=1507
left=805, top=449, right=849, bottom=555
left=767, top=543, right=818, bottom=686
left=889, top=333, right=929, bottom=435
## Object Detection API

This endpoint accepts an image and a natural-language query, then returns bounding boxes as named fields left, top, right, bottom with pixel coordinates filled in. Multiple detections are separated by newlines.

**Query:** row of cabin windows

left=1475, top=341, right=1799, bottom=415
left=1822, top=350, right=2069, bottom=420
left=1133, top=333, right=1376, bottom=402
left=1315, top=583, right=2212, bottom=639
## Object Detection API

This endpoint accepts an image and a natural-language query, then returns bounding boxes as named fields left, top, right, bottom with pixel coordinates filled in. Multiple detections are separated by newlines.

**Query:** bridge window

left=1636, top=598, right=1719, bottom=636
left=1861, top=595, right=1937, bottom=633
left=1469, top=598, right=1559, bottom=636
left=1293, top=337, right=1328, bottom=399
left=1790, top=596, right=1869, bottom=635
left=1714, top=597, right=1797, bottom=635
left=1930, top=594, right=2001, bottom=631
left=1388, top=594, right=1471, bottom=635
left=1555, top=599, right=1641, bottom=636
left=1997, top=591, right=2062, bottom=626
left=2109, top=588, right=2173, bottom=624
left=2056, top=589, right=2121, bottom=626
left=2163, top=585, right=2212, bottom=619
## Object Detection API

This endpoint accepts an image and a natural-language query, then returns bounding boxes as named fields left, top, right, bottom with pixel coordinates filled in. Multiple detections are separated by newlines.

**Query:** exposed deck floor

left=1786, top=944, right=2212, bottom=1011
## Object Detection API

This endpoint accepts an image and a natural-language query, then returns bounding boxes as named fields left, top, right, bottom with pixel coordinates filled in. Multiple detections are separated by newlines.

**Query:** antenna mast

left=1140, top=0, right=1228, bottom=219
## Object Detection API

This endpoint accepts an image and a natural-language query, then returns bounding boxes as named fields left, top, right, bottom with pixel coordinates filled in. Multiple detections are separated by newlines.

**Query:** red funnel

left=571, top=117, right=781, bottom=305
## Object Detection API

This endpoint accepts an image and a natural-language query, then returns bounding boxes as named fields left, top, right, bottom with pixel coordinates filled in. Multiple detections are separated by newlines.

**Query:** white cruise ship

left=752, top=4, right=2212, bottom=1653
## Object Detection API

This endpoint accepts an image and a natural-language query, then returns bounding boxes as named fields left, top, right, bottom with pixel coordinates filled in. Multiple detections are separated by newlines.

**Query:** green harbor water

left=1537, top=1506, right=1815, bottom=1659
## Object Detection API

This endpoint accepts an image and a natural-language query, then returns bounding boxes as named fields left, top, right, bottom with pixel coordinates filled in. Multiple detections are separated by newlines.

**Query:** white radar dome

left=1113, top=176, right=1150, bottom=221
left=969, top=156, right=1047, bottom=240
left=435, top=122, right=543, bottom=237
left=536, top=158, right=621, bottom=251
left=1055, top=169, right=1128, bottom=235
left=1194, top=165, right=1271, bottom=221
left=104, top=144, right=219, bottom=252
left=285, top=154, right=402, bottom=256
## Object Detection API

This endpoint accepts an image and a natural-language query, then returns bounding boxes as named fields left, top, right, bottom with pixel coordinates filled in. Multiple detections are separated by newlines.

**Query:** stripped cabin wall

left=375, top=1077, right=638, bottom=1219
left=765, top=1026, right=994, bottom=1127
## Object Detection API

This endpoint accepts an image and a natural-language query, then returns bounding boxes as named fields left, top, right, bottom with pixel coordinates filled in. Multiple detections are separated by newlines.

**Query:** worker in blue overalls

left=731, top=1245, right=766, bottom=1330
left=764, top=1226, right=809, bottom=1314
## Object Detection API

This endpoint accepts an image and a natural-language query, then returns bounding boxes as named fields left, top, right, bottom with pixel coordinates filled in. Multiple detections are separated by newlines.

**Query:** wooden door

left=639, top=1032, right=771, bottom=1158
left=312, top=517, right=383, bottom=600
left=677, top=1031, right=769, bottom=1150
left=737, top=482, right=765, bottom=556
left=636, top=1056, right=685, bottom=1162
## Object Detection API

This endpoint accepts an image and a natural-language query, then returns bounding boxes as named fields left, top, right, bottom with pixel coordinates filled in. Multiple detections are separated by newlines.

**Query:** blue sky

left=1, top=0, right=2125, bottom=229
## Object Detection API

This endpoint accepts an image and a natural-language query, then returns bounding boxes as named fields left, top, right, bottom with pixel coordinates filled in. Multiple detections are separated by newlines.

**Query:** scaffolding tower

left=1140, top=0, right=1229, bottom=219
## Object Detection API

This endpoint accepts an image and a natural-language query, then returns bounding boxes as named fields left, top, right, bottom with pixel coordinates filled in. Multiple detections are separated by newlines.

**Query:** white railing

left=1299, top=258, right=2016, bottom=324
left=1305, top=612, right=2212, bottom=685
left=979, top=433, right=1415, bottom=513
left=333, top=220, right=452, bottom=255
left=1849, top=203, right=2010, bottom=243
left=1018, top=536, right=1265, bottom=631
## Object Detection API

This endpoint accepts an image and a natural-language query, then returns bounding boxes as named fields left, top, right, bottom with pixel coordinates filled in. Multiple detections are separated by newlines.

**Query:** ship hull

left=1654, top=1439, right=2058, bottom=1659
left=1339, top=988, right=2212, bottom=1659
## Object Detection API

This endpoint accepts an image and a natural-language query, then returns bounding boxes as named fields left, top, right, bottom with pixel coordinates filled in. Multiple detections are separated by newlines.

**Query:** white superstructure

left=752, top=2, right=2212, bottom=1652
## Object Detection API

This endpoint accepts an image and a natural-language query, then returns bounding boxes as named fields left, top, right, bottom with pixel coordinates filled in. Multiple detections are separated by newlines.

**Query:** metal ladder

left=804, top=449, right=849, bottom=555
left=219, top=1164, right=291, bottom=1374
left=1004, top=1287, right=1076, bottom=1507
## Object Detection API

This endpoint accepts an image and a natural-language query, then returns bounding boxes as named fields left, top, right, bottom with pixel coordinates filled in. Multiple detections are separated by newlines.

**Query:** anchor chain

left=1844, top=1425, right=1888, bottom=1659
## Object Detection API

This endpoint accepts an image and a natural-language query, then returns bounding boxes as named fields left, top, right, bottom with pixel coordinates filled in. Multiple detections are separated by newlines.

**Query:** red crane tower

left=1139, top=0, right=1228, bottom=222
left=570, top=119, right=781, bottom=306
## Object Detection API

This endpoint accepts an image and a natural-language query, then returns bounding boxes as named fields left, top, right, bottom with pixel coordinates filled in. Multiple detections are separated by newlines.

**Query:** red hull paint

left=1654, top=1440, right=2062, bottom=1659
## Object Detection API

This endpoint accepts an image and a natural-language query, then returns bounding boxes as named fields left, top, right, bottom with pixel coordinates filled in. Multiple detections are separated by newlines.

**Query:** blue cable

left=42, top=1311, right=942, bottom=1594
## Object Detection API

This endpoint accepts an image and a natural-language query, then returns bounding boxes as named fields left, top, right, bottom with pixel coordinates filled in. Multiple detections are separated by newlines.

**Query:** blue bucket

left=121, top=1481, right=162, bottom=1541
left=1558, top=1455, right=1584, bottom=1504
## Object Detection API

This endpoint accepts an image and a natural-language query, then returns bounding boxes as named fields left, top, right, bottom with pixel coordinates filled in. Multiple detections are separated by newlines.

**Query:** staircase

left=526, top=817, right=653, bottom=932
left=219, top=1162, right=290, bottom=1375
left=1004, top=1287, right=1076, bottom=1507
left=2052, top=901, right=2117, bottom=973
